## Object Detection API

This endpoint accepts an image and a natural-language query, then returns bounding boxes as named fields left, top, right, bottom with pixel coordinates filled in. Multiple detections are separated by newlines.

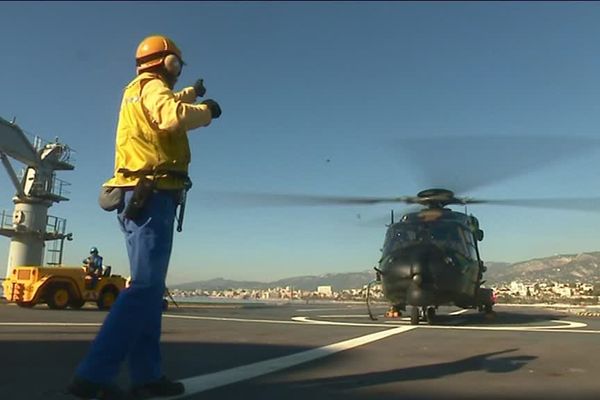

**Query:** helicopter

left=368, top=188, right=494, bottom=325
left=221, top=187, right=498, bottom=324
left=203, top=136, right=600, bottom=325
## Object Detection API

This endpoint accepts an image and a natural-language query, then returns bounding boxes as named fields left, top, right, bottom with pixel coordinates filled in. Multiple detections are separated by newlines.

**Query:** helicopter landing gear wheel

left=410, top=306, right=420, bottom=325
left=385, top=305, right=402, bottom=318
left=425, top=306, right=436, bottom=324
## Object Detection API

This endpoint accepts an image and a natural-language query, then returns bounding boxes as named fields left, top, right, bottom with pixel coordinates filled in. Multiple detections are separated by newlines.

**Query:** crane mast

left=0, top=117, right=74, bottom=277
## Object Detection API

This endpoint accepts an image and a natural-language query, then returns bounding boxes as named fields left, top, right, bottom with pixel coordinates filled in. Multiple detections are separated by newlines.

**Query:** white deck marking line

left=292, top=316, right=395, bottom=327
left=294, top=316, right=596, bottom=332
left=417, top=319, right=589, bottom=331
left=160, top=325, right=416, bottom=399
left=318, top=314, right=375, bottom=318
left=165, top=314, right=395, bottom=328
left=3, top=315, right=591, bottom=333
left=540, top=320, right=587, bottom=329
left=384, top=319, right=411, bottom=324
left=0, top=322, right=101, bottom=327
left=164, top=314, right=312, bottom=325
left=322, top=310, right=467, bottom=318
left=165, top=314, right=595, bottom=332
left=296, top=307, right=356, bottom=312
left=415, top=324, right=600, bottom=334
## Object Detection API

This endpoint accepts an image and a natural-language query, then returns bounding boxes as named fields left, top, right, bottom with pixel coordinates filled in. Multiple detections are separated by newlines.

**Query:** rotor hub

left=416, top=188, right=462, bottom=208
left=417, top=188, right=455, bottom=199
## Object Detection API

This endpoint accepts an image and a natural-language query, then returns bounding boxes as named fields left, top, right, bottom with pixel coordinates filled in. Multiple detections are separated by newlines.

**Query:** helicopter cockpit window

left=459, top=227, right=478, bottom=259
left=384, top=225, right=421, bottom=253
left=429, top=224, right=469, bottom=255
left=385, top=223, right=472, bottom=256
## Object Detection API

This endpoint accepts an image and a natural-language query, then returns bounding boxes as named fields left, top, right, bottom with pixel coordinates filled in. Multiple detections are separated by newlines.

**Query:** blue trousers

left=76, top=190, right=177, bottom=386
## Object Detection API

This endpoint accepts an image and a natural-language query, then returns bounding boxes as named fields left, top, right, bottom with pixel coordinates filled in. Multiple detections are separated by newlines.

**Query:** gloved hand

left=193, top=79, right=206, bottom=98
left=201, top=99, right=222, bottom=119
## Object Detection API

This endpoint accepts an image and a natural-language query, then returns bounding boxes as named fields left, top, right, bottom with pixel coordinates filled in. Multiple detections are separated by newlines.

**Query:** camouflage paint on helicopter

left=377, top=191, right=492, bottom=325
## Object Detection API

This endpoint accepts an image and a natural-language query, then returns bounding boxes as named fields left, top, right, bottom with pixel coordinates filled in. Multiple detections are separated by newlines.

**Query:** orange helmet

left=135, top=35, right=184, bottom=74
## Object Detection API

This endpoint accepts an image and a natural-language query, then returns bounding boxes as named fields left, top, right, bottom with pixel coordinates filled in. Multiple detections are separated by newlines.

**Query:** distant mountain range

left=172, top=252, right=600, bottom=291
left=484, top=252, right=600, bottom=284
left=171, top=272, right=374, bottom=292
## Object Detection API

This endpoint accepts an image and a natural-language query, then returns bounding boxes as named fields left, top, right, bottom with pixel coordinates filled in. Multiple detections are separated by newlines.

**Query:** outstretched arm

left=141, top=78, right=213, bottom=132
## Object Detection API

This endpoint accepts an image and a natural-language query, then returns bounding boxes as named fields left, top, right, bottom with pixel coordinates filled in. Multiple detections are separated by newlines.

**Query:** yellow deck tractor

left=2, top=265, right=126, bottom=310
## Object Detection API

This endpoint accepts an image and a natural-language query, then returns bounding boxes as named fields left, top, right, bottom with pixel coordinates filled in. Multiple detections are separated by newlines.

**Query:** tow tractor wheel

left=97, top=287, right=119, bottom=310
left=410, top=306, right=420, bottom=325
left=47, top=285, right=71, bottom=310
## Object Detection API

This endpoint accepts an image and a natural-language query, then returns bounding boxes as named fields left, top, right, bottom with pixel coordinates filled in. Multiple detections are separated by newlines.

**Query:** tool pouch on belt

left=98, top=186, right=124, bottom=212
left=123, top=176, right=154, bottom=220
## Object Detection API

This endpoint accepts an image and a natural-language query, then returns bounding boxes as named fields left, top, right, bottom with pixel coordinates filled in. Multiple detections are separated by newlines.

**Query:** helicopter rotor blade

left=200, top=191, right=420, bottom=207
left=201, top=136, right=600, bottom=212
left=395, top=136, right=600, bottom=194
left=460, top=197, right=600, bottom=212
left=202, top=191, right=600, bottom=213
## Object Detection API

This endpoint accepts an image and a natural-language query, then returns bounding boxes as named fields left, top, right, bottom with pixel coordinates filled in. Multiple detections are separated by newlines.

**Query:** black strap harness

left=117, top=168, right=191, bottom=232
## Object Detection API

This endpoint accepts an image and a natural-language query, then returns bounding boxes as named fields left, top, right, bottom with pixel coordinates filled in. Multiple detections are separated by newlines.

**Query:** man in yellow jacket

left=68, top=35, right=221, bottom=400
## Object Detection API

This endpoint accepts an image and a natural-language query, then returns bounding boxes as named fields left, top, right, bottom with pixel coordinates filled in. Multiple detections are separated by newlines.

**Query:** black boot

left=67, top=376, right=128, bottom=399
left=130, top=376, right=185, bottom=399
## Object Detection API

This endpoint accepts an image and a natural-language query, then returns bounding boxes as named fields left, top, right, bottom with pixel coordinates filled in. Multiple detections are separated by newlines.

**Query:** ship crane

left=0, top=116, right=74, bottom=277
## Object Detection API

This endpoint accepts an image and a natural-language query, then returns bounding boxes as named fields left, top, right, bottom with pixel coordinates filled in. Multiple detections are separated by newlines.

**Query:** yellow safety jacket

left=104, top=72, right=213, bottom=190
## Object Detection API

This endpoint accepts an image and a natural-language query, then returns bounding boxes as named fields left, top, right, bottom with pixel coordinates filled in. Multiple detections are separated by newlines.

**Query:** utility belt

left=98, top=168, right=192, bottom=232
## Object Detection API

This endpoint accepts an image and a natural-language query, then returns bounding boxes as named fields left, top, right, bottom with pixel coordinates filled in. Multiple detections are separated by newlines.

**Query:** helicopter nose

left=383, top=253, right=425, bottom=281
left=386, top=259, right=413, bottom=279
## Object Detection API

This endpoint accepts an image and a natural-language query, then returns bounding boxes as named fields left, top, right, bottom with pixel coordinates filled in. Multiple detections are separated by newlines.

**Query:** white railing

left=46, top=215, right=67, bottom=235
left=0, top=209, right=12, bottom=230
left=0, top=209, right=66, bottom=235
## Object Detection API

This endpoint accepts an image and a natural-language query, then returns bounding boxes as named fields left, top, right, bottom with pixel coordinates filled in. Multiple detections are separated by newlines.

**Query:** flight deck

left=1, top=301, right=599, bottom=400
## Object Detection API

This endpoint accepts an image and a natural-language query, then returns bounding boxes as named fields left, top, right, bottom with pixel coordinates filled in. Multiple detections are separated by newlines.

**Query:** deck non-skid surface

left=0, top=302, right=599, bottom=400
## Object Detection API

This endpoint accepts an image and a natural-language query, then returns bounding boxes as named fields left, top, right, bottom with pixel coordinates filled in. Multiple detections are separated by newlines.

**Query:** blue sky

left=2, top=2, right=600, bottom=284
